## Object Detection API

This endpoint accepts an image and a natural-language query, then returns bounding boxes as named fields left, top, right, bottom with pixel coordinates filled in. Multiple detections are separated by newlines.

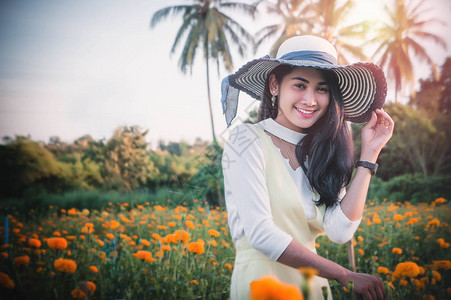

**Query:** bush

left=367, top=174, right=451, bottom=203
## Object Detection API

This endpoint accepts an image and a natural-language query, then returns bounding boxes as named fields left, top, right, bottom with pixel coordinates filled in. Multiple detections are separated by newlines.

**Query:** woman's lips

left=295, top=106, right=315, bottom=117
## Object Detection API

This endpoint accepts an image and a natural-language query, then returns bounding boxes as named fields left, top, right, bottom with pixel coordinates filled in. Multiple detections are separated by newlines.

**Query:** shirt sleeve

left=323, top=187, right=361, bottom=244
left=222, top=124, right=293, bottom=260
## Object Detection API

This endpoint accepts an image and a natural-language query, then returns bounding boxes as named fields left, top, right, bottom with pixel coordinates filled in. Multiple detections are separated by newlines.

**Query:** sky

left=1, top=0, right=450, bottom=149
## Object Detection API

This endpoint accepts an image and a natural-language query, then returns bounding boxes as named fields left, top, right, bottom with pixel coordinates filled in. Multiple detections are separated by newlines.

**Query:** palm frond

left=179, top=25, right=202, bottom=74
left=339, top=43, right=369, bottom=62
left=254, top=24, right=281, bottom=53
left=150, top=5, right=193, bottom=28
left=411, top=31, right=447, bottom=49
left=219, top=1, right=258, bottom=18
left=171, top=12, right=198, bottom=54
left=405, top=37, right=435, bottom=65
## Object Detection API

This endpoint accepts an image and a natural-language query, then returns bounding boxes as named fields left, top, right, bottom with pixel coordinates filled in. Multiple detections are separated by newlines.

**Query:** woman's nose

left=301, top=88, right=316, bottom=106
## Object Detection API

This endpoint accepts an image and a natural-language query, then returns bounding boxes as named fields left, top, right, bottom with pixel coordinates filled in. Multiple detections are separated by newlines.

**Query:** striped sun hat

left=221, top=35, right=387, bottom=126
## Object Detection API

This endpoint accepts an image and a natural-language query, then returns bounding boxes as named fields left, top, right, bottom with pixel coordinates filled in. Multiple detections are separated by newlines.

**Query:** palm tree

left=151, top=1, right=257, bottom=141
left=254, top=0, right=316, bottom=57
left=313, top=0, right=370, bottom=65
left=369, top=0, right=446, bottom=102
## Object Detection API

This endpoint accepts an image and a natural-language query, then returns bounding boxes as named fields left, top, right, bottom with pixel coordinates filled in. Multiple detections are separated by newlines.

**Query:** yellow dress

left=230, top=125, right=333, bottom=300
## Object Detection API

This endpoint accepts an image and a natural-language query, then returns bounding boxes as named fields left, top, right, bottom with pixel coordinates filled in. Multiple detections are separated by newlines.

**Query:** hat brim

left=227, top=56, right=387, bottom=123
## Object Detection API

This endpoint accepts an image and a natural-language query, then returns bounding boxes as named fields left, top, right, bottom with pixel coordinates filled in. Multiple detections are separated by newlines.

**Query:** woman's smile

left=295, top=106, right=316, bottom=117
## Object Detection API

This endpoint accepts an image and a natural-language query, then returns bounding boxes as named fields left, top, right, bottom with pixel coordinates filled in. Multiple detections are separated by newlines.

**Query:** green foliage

left=103, top=126, right=155, bottom=191
left=367, top=174, right=451, bottom=203
left=0, top=136, right=72, bottom=197
left=0, top=188, right=208, bottom=214
left=351, top=102, right=451, bottom=180
left=383, top=102, right=451, bottom=178
left=188, top=140, right=224, bottom=207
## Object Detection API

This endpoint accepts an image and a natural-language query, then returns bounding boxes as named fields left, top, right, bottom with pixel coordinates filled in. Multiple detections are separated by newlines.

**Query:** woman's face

left=269, top=67, right=330, bottom=133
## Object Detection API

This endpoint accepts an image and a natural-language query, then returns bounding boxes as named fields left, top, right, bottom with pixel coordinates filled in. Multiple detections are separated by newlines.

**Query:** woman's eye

left=295, top=84, right=306, bottom=89
left=317, top=86, right=329, bottom=93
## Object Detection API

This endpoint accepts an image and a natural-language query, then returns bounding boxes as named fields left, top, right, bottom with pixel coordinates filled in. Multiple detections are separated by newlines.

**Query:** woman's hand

left=343, top=271, right=386, bottom=300
left=360, top=108, right=394, bottom=162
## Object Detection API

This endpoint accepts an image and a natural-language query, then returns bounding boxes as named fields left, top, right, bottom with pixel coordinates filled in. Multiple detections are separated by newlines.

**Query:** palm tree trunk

left=205, top=44, right=216, bottom=142
left=204, top=37, right=224, bottom=207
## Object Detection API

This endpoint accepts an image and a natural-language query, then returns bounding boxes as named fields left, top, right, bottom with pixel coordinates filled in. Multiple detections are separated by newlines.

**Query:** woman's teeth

left=296, top=107, right=314, bottom=114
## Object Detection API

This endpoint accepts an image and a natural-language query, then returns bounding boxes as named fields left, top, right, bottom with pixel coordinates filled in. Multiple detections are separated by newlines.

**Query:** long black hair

left=258, top=65, right=354, bottom=209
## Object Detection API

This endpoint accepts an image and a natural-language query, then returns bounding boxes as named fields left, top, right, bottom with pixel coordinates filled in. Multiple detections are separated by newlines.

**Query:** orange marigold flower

left=392, top=248, right=402, bottom=255
left=425, top=219, right=440, bottom=229
left=377, top=266, right=389, bottom=274
left=132, top=250, right=155, bottom=263
left=161, top=245, right=171, bottom=252
left=432, top=270, right=441, bottom=281
left=250, top=276, right=304, bottom=300
left=68, top=208, right=77, bottom=215
left=185, top=220, right=195, bottom=230
left=393, top=214, right=403, bottom=222
left=399, top=279, right=408, bottom=286
left=187, top=239, right=205, bottom=255
left=28, top=238, right=41, bottom=248
left=152, top=233, right=161, bottom=240
left=208, top=229, right=220, bottom=237
left=54, top=258, right=77, bottom=274
left=110, top=220, right=120, bottom=229
left=440, top=242, right=450, bottom=248
left=168, top=222, right=176, bottom=227
left=106, top=233, right=115, bottom=240
left=298, top=267, right=318, bottom=281
left=174, top=230, right=190, bottom=244
left=412, top=278, right=425, bottom=290
left=434, top=197, right=446, bottom=204
left=47, top=237, right=68, bottom=250
left=161, top=234, right=176, bottom=244
left=141, top=239, right=151, bottom=247
left=89, top=266, right=98, bottom=273
left=224, top=263, right=233, bottom=272
left=407, top=218, right=418, bottom=225
left=14, top=255, right=30, bottom=266
left=157, top=225, right=167, bottom=230
left=393, top=261, right=420, bottom=279
left=87, top=281, right=96, bottom=295
left=0, top=272, right=15, bottom=289
left=154, top=205, right=166, bottom=212
left=432, top=260, right=451, bottom=270
left=120, top=216, right=132, bottom=223
left=71, top=288, right=86, bottom=299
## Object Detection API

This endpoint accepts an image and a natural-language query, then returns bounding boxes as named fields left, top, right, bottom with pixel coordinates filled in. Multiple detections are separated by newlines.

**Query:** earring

left=271, top=90, right=277, bottom=107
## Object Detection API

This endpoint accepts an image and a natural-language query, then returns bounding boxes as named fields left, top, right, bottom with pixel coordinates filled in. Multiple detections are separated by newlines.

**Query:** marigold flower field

left=0, top=198, right=450, bottom=299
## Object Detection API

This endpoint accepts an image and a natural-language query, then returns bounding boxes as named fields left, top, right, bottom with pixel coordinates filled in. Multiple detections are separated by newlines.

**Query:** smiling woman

left=221, top=35, right=394, bottom=300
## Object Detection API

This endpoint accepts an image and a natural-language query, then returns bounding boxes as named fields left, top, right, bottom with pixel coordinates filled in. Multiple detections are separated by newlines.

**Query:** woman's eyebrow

left=292, top=76, right=328, bottom=85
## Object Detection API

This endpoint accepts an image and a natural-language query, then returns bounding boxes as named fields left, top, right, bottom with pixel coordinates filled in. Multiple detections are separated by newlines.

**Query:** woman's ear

left=268, top=74, right=279, bottom=95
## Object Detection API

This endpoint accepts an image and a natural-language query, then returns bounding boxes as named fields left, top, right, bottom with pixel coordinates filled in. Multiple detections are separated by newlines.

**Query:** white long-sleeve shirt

left=222, top=118, right=361, bottom=260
